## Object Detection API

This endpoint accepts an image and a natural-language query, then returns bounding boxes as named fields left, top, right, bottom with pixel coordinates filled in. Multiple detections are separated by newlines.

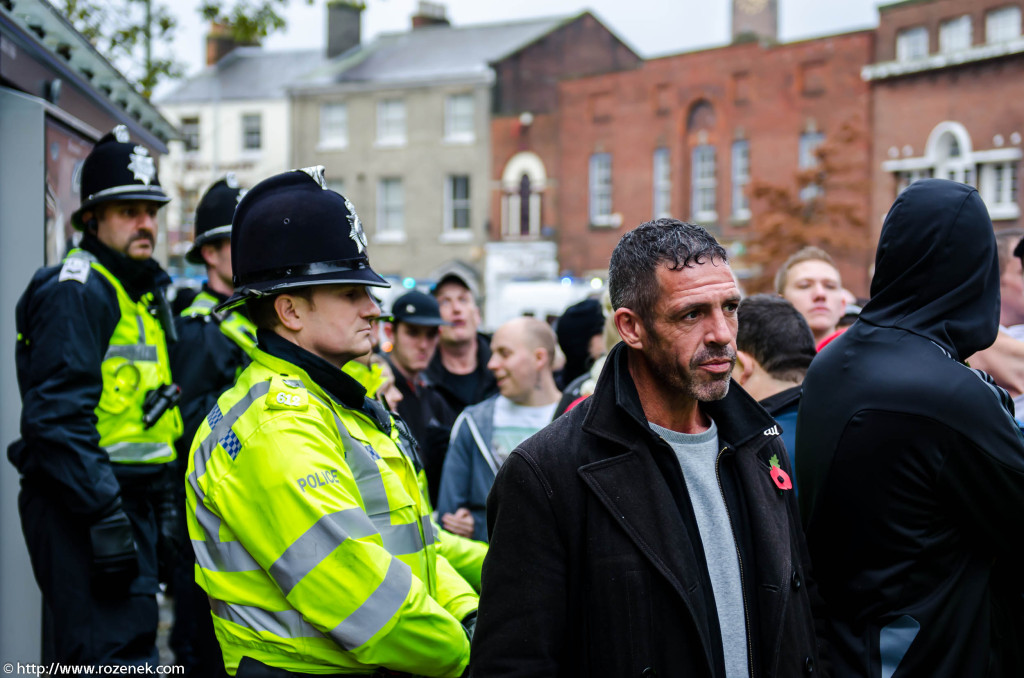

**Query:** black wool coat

left=471, top=344, right=830, bottom=678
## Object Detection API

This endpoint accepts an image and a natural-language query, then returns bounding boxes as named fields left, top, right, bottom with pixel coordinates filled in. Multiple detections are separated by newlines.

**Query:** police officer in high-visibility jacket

left=169, top=174, right=256, bottom=677
left=186, top=167, right=477, bottom=677
left=9, top=125, right=184, bottom=666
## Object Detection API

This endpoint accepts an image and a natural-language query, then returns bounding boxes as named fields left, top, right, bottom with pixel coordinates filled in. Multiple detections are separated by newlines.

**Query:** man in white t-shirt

left=436, top=317, right=562, bottom=541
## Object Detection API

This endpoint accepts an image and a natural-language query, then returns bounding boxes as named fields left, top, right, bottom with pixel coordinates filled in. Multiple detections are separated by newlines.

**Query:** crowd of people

left=8, top=126, right=1024, bottom=678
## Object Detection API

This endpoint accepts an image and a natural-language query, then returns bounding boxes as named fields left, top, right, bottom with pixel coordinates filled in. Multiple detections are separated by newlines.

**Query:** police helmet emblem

left=298, top=165, right=328, bottom=189
left=345, top=197, right=367, bottom=254
left=128, top=145, right=156, bottom=186
left=406, top=304, right=416, bottom=314
left=113, top=124, right=130, bottom=143
left=225, top=172, right=239, bottom=189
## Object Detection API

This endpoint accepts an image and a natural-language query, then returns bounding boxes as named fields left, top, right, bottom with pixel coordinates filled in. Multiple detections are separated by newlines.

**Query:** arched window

left=883, top=121, right=1021, bottom=221
left=686, top=100, right=718, bottom=222
left=501, top=152, right=546, bottom=238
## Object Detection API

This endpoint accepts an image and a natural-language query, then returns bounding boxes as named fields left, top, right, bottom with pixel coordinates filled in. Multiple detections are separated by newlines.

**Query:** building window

left=940, top=15, right=972, bottom=53
left=896, top=26, right=929, bottom=61
left=732, top=140, right=750, bottom=220
left=377, top=99, right=406, bottom=146
left=444, top=175, right=471, bottom=235
left=988, top=6, right=1022, bottom=43
left=444, top=93, right=475, bottom=142
left=181, top=117, right=199, bottom=152
left=896, top=169, right=933, bottom=194
left=653, top=148, right=671, bottom=219
left=242, top=114, right=261, bottom=151
left=691, top=145, right=717, bottom=222
left=319, top=103, right=348, bottom=148
left=799, top=132, right=825, bottom=201
left=980, top=162, right=1019, bottom=215
left=501, top=151, right=546, bottom=239
left=885, top=122, right=1021, bottom=221
left=376, top=178, right=404, bottom=241
left=589, top=153, right=614, bottom=226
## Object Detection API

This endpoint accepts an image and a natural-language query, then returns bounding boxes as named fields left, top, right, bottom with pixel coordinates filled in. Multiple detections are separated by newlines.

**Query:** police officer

left=169, top=174, right=256, bottom=677
left=9, top=125, right=183, bottom=666
left=185, top=167, right=477, bottom=677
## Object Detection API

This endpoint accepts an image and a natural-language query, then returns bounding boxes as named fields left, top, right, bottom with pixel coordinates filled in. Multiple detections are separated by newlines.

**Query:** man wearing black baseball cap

left=385, top=290, right=456, bottom=504
left=9, top=125, right=183, bottom=667
left=426, top=272, right=498, bottom=415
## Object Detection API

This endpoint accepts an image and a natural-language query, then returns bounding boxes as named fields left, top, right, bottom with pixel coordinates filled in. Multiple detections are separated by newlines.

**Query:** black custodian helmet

left=71, top=125, right=171, bottom=229
left=216, top=166, right=390, bottom=313
left=185, top=173, right=245, bottom=264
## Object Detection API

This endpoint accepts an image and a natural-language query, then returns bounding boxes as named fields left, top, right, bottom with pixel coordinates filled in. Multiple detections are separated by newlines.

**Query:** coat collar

left=581, top=343, right=779, bottom=453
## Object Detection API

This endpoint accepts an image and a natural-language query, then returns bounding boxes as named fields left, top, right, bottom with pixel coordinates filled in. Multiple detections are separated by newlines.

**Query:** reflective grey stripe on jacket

left=106, top=441, right=174, bottom=463
left=189, top=381, right=271, bottom=574
left=192, top=382, right=420, bottom=639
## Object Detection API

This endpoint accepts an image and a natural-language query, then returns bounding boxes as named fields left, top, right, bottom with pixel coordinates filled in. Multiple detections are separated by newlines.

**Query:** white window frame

left=444, top=93, right=475, bottom=143
left=987, top=6, right=1022, bottom=43
left=732, top=140, right=751, bottom=220
left=319, top=102, right=348, bottom=149
left=653, top=148, right=671, bottom=219
left=799, top=132, right=826, bottom=201
left=376, top=99, right=406, bottom=147
left=241, top=113, right=262, bottom=152
left=589, top=153, right=616, bottom=227
left=884, top=122, right=1022, bottom=221
left=896, top=26, right=929, bottom=61
left=940, top=15, right=972, bottom=53
left=376, top=178, right=405, bottom=242
left=181, top=116, right=200, bottom=153
left=442, top=175, right=472, bottom=242
left=691, top=144, right=717, bottom=223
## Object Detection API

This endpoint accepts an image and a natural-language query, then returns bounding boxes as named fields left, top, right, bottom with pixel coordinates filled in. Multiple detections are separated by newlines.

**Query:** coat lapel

left=578, top=447, right=715, bottom=669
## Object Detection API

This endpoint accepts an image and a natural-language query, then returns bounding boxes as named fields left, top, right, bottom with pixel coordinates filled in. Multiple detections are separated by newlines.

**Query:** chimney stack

left=412, top=1, right=449, bottom=30
left=206, top=23, right=258, bottom=66
left=327, top=0, right=363, bottom=59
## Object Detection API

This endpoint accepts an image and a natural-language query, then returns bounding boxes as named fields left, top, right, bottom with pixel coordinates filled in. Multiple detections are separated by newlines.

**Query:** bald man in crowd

left=436, top=317, right=562, bottom=542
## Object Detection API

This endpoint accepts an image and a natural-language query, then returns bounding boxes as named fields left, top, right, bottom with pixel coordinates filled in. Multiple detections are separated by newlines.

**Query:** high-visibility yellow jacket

left=186, top=343, right=476, bottom=676
left=74, top=249, right=182, bottom=464
left=180, top=290, right=257, bottom=360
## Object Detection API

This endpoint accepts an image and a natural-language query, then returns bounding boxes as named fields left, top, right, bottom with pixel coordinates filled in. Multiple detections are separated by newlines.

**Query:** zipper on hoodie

left=717, top=444, right=755, bottom=678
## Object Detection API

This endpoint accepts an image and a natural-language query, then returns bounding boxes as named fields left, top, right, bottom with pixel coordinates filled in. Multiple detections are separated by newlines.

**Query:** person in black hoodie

left=8, top=126, right=183, bottom=667
left=797, top=178, right=1024, bottom=678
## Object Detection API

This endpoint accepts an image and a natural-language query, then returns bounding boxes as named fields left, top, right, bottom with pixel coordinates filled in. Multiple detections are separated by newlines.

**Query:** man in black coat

left=473, top=218, right=829, bottom=677
left=797, top=178, right=1024, bottom=678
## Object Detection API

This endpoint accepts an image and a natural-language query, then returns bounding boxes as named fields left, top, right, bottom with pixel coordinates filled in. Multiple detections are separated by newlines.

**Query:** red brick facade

left=553, top=31, right=874, bottom=292
left=868, top=0, right=1024, bottom=242
left=489, top=0, right=1024, bottom=295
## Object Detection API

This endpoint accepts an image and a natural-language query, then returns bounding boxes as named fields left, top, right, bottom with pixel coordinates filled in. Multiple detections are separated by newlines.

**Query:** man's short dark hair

left=608, top=218, right=728, bottom=325
left=737, top=294, right=816, bottom=382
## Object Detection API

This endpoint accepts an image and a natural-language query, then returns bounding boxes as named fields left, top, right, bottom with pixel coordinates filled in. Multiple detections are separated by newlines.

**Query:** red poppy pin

left=769, top=454, right=792, bottom=492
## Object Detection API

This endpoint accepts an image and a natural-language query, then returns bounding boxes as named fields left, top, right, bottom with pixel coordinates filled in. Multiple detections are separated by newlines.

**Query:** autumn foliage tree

left=739, top=118, right=873, bottom=294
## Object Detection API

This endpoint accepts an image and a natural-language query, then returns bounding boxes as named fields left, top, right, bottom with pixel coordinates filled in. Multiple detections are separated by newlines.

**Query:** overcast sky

left=165, top=0, right=882, bottom=83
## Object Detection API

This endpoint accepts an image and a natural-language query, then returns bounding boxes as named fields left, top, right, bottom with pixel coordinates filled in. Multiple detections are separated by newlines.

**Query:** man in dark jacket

left=734, top=294, right=817, bottom=484
left=473, top=218, right=828, bottom=678
left=797, top=178, right=1024, bottom=678
left=425, top=272, right=497, bottom=414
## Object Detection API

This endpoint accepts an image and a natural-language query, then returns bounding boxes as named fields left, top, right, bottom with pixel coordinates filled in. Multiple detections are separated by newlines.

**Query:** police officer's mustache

left=130, top=232, right=155, bottom=246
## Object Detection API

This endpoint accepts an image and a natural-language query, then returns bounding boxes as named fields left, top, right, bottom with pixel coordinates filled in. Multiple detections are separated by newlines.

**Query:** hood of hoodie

left=860, top=178, right=999, bottom=362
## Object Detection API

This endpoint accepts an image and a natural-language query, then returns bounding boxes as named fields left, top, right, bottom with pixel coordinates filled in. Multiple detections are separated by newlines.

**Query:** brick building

left=558, top=29, right=874, bottom=292
left=865, top=0, right=1024, bottom=240
left=492, top=0, right=874, bottom=293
